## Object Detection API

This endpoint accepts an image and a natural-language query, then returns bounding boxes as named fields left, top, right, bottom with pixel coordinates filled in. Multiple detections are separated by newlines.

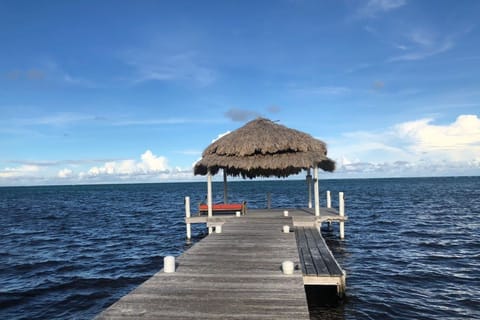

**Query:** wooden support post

left=339, top=192, right=345, bottom=239
left=267, top=192, right=271, bottom=209
left=207, top=170, right=213, bottom=218
left=337, top=270, right=347, bottom=298
left=307, top=169, right=312, bottom=209
left=326, top=190, right=331, bottom=208
left=314, top=166, right=320, bottom=216
left=185, top=196, right=191, bottom=240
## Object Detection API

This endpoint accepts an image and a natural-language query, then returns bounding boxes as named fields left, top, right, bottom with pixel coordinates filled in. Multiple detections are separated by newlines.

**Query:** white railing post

left=307, top=169, right=312, bottom=209
left=207, top=170, right=213, bottom=218
left=339, top=192, right=345, bottom=239
left=327, top=190, right=331, bottom=208
left=314, top=166, right=320, bottom=216
left=185, top=196, right=191, bottom=240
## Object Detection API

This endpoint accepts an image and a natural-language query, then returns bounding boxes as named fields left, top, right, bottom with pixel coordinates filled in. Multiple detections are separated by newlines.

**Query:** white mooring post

left=326, top=190, right=331, bottom=208
left=185, top=196, right=191, bottom=240
left=339, top=192, right=345, bottom=239
left=314, top=166, right=320, bottom=216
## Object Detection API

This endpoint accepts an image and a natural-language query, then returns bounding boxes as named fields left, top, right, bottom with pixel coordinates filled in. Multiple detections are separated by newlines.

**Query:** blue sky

left=1, top=0, right=479, bottom=186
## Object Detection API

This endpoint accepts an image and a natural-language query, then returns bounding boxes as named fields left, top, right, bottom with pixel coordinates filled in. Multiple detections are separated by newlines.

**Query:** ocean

left=1, top=177, right=479, bottom=319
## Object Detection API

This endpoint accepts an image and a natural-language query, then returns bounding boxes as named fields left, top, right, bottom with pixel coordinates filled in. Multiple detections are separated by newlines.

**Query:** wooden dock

left=96, top=208, right=346, bottom=319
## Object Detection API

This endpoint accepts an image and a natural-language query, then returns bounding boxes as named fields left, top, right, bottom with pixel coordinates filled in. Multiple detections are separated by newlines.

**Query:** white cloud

left=190, top=130, right=231, bottom=166
left=29, top=113, right=95, bottom=126
left=357, top=0, right=406, bottom=18
left=0, top=165, right=40, bottom=178
left=113, top=118, right=196, bottom=126
left=41, top=59, right=98, bottom=88
left=394, top=115, right=480, bottom=160
left=61, top=73, right=97, bottom=88
left=0, top=150, right=199, bottom=186
left=6, top=112, right=106, bottom=128
left=389, top=29, right=454, bottom=61
left=124, top=49, right=215, bottom=86
left=212, top=131, right=231, bottom=143
left=84, top=150, right=169, bottom=178
left=330, top=114, right=480, bottom=177
left=293, top=86, right=350, bottom=96
left=176, top=149, right=202, bottom=156
left=140, top=150, right=169, bottom=172
left=58, top=168, right=73, bottom=178
left=112, top=117, right=225, bottom=126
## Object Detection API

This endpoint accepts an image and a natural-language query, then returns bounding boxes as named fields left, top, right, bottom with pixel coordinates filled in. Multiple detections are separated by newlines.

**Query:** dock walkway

left=97, top=210, right=310, bottom=319
left=96, top=208, right=346, bottom=319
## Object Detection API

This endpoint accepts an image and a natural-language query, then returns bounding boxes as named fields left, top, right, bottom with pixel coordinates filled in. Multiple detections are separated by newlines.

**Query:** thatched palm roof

left=194, top=118, right=335, bottom=178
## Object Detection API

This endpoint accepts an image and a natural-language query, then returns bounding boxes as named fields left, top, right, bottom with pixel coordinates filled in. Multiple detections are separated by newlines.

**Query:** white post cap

left=164, top=256, right=175, bottom=273
left=282, top=261, right=294, bottom=275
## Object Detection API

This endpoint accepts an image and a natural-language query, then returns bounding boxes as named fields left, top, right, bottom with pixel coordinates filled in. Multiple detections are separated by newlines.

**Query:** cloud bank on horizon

left=332, top=114, right=480, bottom=177
left=0, top=0, right=479, bottom=185
left=2, top=114, right=478, bottom=185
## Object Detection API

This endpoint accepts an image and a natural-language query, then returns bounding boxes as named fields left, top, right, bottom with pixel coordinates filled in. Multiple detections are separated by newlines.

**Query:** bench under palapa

left=295, top=226, right=346, bottom=297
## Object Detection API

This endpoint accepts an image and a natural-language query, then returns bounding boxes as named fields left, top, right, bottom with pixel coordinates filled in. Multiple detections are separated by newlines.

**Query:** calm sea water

left=1, top=177, right=479, bottom=319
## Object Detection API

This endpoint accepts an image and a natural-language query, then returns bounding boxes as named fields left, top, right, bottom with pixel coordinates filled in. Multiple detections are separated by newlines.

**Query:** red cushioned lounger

left=199, top=202, right=247, bottom=215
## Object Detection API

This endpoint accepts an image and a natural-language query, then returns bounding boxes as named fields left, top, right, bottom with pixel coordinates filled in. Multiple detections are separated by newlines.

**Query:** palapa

left=194, top=118, right=335, bottom=178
